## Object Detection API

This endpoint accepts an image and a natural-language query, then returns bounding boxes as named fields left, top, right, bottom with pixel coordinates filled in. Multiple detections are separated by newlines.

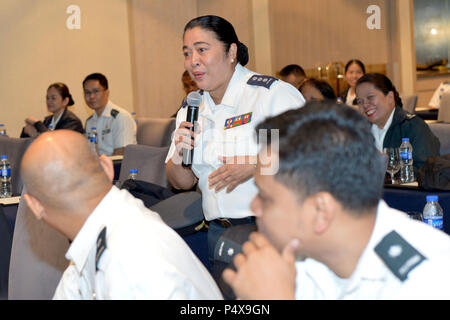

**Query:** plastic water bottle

left=399, top=138, right=415, bottom=183
left=423, top=195, right=444, bottom=230
left=0, top=155, right=12, bottom=198
left=0, top=124, right=7, bottom=136
left=129, top=169, right=138, bottom=180
left=88, top=127, right=98, bottom=154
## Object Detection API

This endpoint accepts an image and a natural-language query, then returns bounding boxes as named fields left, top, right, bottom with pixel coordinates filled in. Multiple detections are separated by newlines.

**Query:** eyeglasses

left=84, top=88, right=105, bottom=97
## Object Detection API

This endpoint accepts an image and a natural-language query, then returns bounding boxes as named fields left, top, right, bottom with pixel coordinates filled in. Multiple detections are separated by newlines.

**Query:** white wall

left=0, top=0, right=134, bottom=137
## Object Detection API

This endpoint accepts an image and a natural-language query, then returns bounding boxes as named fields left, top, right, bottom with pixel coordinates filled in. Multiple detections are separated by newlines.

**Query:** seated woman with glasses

left=21, top=82, right=84, bottom=138
left=355, top=73, right=440, bottom=171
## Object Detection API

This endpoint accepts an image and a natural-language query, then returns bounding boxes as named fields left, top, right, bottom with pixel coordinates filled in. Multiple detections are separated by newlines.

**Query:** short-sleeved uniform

left=294, top=201, right=450, bottom=299
left=428, top=82, right=450, bottom=108
left=166, top=63, right=305, bottom=221
left=53, top=186, right=223, bottom=300
left=85, top=101, right=137, bottom=156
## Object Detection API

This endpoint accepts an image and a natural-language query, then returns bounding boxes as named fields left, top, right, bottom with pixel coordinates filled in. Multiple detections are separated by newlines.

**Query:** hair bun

left=68, top=94, right=75, bottom=106
left=237, top=42, right=249, bottom=66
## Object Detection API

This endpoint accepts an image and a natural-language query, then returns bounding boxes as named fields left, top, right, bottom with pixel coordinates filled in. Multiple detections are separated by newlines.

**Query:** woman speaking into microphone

left=165, top=15, right=305, bottom=268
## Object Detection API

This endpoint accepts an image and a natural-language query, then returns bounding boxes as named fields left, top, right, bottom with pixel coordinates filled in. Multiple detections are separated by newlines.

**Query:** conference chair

left=429, top=122, right=450, bottom=155
left=150, top=191, right=208, bottom=271
left=118, top=144, right=170, bottom=187
left=0, top=137, right=33, bottom=196
left=8, top=189, right=70, bottom=300
left=438, top=92, right=450, bottom=123
left=403, top=95, right=418, bottom=114
left=136, top=117, right=176, bottom=147
left=0, top=206, right=12, bottom=300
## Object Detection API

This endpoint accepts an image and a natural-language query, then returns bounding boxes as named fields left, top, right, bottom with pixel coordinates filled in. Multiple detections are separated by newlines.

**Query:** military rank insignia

left=224, top=112, right=252, bottom=130
left=96, top=226, right=107, bottom=272
left=374, top=230, right=426, bottom=282
left=247, top=75, right=278, bottom=89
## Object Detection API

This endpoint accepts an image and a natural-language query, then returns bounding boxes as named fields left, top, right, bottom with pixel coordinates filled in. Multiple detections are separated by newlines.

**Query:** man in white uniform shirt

left=83, top=73, right=136, bottom=156
left=428, top=81, right=450, bottom=109
left=20, top=130, right=222, bottom=300
left=223, top=101, right=450, bottom=300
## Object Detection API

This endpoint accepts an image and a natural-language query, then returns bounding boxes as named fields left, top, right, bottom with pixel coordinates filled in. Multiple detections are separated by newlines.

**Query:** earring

left=231, top=58, right=235, bottom=63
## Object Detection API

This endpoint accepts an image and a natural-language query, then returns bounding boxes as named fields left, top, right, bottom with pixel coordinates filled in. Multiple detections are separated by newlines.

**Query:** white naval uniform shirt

left=371, top=108, right=395, bottom=152
left=85, top=101, right=137, bottom=156
left=294, top=201, right=450, bottom=299
left=428, top=82, right=450, bottom=108
left=53, top=186, right=223, bottom=300
left=166, top=63, right=305, bottom=221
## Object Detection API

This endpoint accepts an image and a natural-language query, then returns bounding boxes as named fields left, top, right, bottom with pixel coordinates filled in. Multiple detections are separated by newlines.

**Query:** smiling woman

left=355, top=73, right=440, bottom=170
left=165, top=15, right=306, bottom=270
left=20, top=83, right=84, bottom=138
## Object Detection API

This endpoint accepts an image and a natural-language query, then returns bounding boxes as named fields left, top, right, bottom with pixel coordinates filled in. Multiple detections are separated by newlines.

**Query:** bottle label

left=89, top=136, right=97, bottom=143
left=1, top=168, right=10, bottom=177
left=400, top=152, right=412, bottom=160
left=423, top=217, right=443, bottom=230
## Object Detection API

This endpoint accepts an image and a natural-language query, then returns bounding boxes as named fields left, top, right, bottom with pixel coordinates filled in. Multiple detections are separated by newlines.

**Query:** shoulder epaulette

left=96, top=226, right=107, bottom=272
left=247, top=75, right=278, bottom=89
left=374, top=230, right=426, bottom=282
left=111, top=109, right=120, bottom=118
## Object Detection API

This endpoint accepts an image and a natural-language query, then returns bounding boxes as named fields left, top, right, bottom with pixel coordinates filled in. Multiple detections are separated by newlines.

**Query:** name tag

left=102, top=128, right=111, bottom=135
left=224, top=112, right=252, bottom=130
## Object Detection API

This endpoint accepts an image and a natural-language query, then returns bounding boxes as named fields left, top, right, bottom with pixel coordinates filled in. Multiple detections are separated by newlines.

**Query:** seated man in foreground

left=223, top=101, right=450, bottom=299
left=20, top=130, right=222, bottom=300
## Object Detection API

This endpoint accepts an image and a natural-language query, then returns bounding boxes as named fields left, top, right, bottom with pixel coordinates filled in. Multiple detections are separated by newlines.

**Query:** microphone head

left=186, top=91, right=202, bottom=107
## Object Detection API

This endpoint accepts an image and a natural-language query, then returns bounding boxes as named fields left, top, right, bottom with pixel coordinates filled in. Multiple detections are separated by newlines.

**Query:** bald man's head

left=21, top=130, right=112, bottom=210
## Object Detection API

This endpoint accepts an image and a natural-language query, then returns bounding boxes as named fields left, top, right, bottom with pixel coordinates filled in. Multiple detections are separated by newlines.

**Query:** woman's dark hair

left=300, top=78, right=337, bottom=101
left=356, top=73, right=403, bottom=108
left=345, top=59, right=366, bottom=74
left=184, top=15, right=249, bottom=66
left=48, top=82, right=75, bottom=106
left=83, top=73, right=108, bottom=90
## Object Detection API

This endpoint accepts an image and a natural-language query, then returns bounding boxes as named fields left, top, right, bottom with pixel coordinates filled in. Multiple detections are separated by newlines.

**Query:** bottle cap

left=402, top=138, right=410, bottom=142
left=426, top=195, right=438, bottom=202
left=129, top=169, right=138, bottom=174
left=0, top=155, right=7, bottom=159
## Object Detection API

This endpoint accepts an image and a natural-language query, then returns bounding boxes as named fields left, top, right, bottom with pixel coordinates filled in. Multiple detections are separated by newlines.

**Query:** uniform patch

left=374, top=230, right=426, bottom=282
left=110, top=109, right=119, bottom=118
left=96, top=226, right=107, bottom=272
left=214, top=238, right=242, bottom=264
left=224, top=112, right=252, bottom=130
left=247, top=75, right=278, bottom=89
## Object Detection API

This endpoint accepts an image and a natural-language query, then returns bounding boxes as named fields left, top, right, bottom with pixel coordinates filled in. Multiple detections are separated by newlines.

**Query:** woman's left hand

left=25, top=117, right=39, bottom=126
left=208, top=155, right=257, bottom=193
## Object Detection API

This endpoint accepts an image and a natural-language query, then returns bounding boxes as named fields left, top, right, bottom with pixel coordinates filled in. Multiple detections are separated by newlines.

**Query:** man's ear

left=98, top=154, right=114, bottom=182
left=311, top=192, right=336, bottom=234
left=23, top=193, right=46, bottom=220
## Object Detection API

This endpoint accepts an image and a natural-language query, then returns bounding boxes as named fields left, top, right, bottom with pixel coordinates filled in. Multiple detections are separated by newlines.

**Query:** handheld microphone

left=182, top=91, right=202, bottom=168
